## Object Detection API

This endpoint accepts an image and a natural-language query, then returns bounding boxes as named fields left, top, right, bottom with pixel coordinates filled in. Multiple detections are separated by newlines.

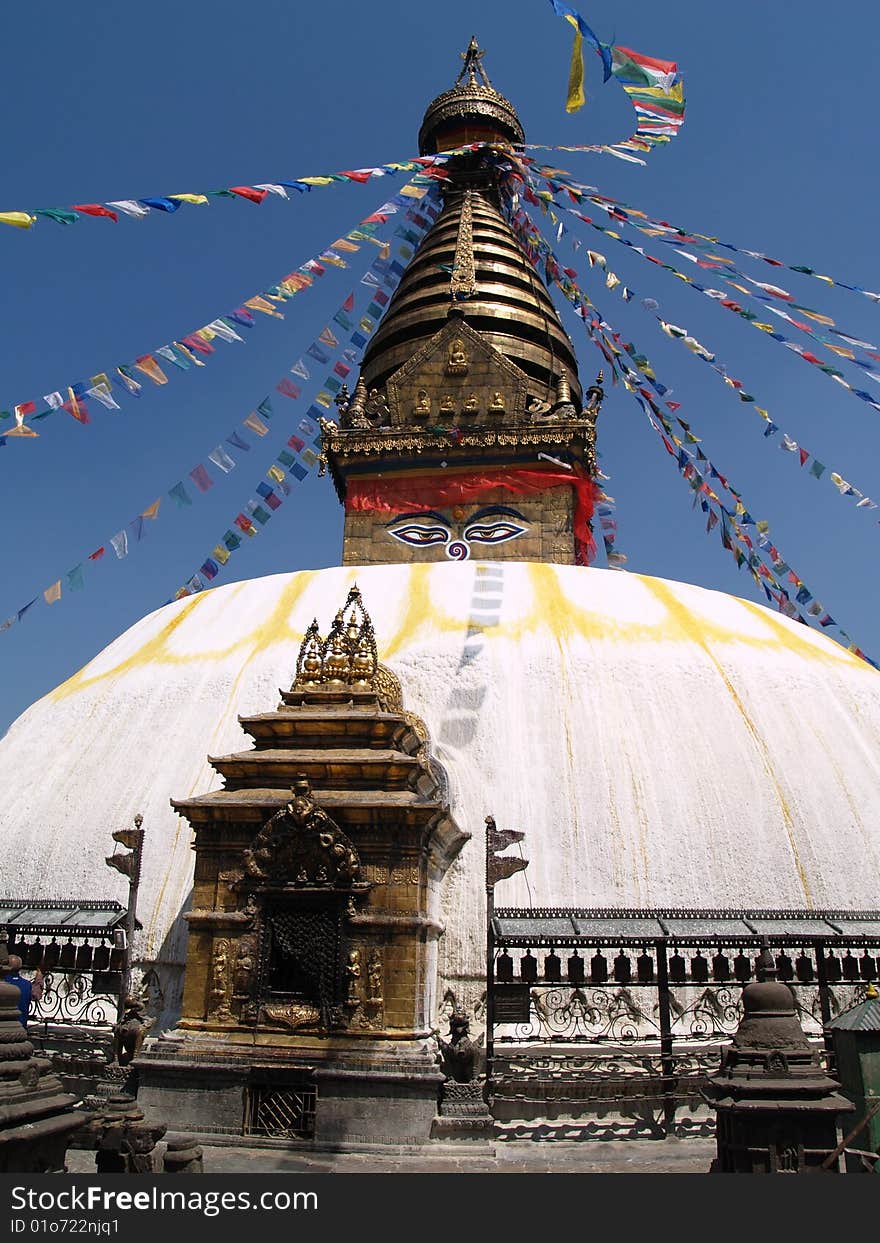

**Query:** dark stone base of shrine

left=431, top=1080, right=494, bottom=1143
left=135, top=1031, right=445, bottom=1147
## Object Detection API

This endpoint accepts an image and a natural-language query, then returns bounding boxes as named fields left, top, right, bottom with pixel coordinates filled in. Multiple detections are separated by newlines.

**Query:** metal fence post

left=655, top=938, right=676, bottom=1136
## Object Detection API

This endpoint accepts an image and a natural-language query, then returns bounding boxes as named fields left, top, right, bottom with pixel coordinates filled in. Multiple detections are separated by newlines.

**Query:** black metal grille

left=485, top=907, right=880, bottom=1139
left=244, top=1082, right=317, bottom=1140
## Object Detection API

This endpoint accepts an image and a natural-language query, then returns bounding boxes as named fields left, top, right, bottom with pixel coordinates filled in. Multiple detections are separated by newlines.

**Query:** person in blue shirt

left=3, top=954, right=33, bottom=1027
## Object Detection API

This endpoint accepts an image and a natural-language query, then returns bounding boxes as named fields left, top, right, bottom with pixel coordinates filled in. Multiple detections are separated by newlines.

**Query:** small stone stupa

left=0, top=933, right=88, bottom=1172
left=706, top=947, right=854, bottom=1173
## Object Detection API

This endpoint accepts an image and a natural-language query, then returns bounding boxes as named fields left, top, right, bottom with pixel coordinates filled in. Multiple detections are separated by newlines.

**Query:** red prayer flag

left=15, top=400, right=36, bottom=417
left=798, top=448, right=810, bottom=467
left=343, top=293, right=355, bottom=313
left=264, top=491, right=282, bottom=510
left=229, top=186, right=268, bottom=204
left=189, top=463, right=213, bottom=493
left=72, top=203, right=118, bottom=223
left=181, top=334, right=214, bottom=356
left=89, top=547, right=105, bottom=561
left=342, top=170, right=372, bottom=184
left=287, top=434, right=305, bottom=452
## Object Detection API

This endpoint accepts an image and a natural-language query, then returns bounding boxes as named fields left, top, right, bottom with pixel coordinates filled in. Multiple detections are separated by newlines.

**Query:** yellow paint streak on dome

left=737, top=597, right=862, bottom=669
left=377, top=562, right=436, bottom=658
left=49, top=594, right=204, bottom=704
left=49, top=573, right=319, bottom=706
left=647, top=579, right=813, bottom=906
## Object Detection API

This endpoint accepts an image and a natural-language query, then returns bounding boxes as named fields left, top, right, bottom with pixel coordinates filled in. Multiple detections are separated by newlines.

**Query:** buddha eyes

left=386, top=516, right=528, bottom=549
left=463, top=520, right=527, bottom=544
left=388, top=523, right=450, bottom=547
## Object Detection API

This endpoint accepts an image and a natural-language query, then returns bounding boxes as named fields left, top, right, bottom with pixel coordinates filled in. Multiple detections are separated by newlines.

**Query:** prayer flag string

left=0, top=188, right=440, bottom=633
left=0, top=172, right=446, bottom=444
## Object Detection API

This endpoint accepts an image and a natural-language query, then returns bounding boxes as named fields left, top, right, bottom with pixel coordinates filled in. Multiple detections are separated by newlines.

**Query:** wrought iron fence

left=485, top=907, right=880, bottom=1138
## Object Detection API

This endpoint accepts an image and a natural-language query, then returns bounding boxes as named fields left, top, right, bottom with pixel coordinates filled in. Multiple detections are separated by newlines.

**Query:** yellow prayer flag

left=169, top=193, right=208, bottom=205
left=332, top=239, right=359, bottom=253
left=211, top=544, right=230, bottom=566
left=134, top=356, right=168, bottom=385
left=314, top=392, right=333, bottom=409
left=399, top=185, right=427, bottom=198
left=267, top=465, right=285, bottom=485
left=0, top=211, right=36, bottom=229
left=43, top=581, right=62, bottom=605
left=565, top=25, right=585, bottom=113
left=243, top=412, right=269, bottom=436
left=141, top=499, right=161, bottom=520
left=801, top=309, right=835, bottom=327
left=300, top=176, right=334, bottom=186
left=196, top=327, right=217, bottom=343
left=245, top=296, right=283, bottom=319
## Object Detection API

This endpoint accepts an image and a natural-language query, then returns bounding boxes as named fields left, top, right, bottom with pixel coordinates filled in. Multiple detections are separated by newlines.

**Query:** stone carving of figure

left=365, top=388, right=389, bottom=424
left=367, top=949, right=383, bottom=1002
left=462, top=392, right=479, bottom=414
left=439, top=394, right=455, bottom=414
left=113, top=995, right=153, bottom=1066
left=446, top=337, right=468, bottom=375
left=346, top=950, right=361, bottom=1006
left=436, top=1006, right=484, bottom=1083
left=413, top=389, right=431, bottom=417
left=489, top=391, right=506, bottom=413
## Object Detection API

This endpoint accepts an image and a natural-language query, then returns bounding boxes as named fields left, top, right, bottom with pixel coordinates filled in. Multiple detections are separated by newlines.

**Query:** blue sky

left=2, top=0, right=879, bottom=734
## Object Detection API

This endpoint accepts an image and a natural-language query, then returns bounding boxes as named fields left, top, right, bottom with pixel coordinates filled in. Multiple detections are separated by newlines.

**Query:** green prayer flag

left=35, top=207, right=80, bottom=225
left=67, top=565, right=85, bottom=591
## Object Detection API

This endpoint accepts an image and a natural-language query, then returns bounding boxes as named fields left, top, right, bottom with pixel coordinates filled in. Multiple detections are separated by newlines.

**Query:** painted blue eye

left=463, top=521, right=527, bottom=545
left=387, top=524, right=450, bottom=547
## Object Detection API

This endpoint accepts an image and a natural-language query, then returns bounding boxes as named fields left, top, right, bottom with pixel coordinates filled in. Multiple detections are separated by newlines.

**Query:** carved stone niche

left=233, top=776, right=372, bottom=1034
left=385, top=318, right=529, bottom=426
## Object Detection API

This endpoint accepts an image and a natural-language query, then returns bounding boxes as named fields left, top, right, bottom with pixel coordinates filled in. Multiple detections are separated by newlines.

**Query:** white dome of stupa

left=1, top=561, right=878, bottom=1019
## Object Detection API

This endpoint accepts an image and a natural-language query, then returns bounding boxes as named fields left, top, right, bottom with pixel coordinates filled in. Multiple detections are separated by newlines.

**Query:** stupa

left=1, top=41, right=880, bottom=1143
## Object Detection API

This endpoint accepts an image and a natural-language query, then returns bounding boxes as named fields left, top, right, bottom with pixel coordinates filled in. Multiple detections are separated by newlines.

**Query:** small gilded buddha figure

left=439, top=394, right=455, bottom=414
left=446, top=337, right=468, bottom=375
left=413, top=388, right=431, bottom=417
left=322, top=614, right=350, bottom=685
left=462, top=392, right=479, bottom=414
left=489, top=391, right=506, bottom=413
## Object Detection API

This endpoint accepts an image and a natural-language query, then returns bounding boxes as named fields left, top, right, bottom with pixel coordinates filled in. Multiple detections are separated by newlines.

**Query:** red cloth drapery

left=345, top=466, right=597, bottom=564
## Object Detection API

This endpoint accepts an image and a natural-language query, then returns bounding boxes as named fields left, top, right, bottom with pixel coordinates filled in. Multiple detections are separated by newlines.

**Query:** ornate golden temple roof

left=418, top=36, right=526, bottom=155
left=361, top=41, right=580, bottom=408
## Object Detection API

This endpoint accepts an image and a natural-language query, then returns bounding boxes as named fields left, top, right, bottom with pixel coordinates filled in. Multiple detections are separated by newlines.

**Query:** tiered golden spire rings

left=294, top=586, right=378, bottom=692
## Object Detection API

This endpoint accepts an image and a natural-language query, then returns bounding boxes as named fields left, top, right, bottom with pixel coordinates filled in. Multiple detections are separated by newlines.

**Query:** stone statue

left=489, top=391, right=506, bottom=413
left=345, top=950, right=361, bottom=1006
left=413, top=389, right=431, bottom=417
left=440, top=394, right=455, bottom=414
left=367, top=949, right=383, bottom=1002
left=462, top=392, right=479, bottom=414
left=113, top=995, right=153, bottom=1066
left=436, top=1006, right=484, bottom=1083
left=446, top=337, right=468, bottom=375
left=365, top=388, right=389, bottom=424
